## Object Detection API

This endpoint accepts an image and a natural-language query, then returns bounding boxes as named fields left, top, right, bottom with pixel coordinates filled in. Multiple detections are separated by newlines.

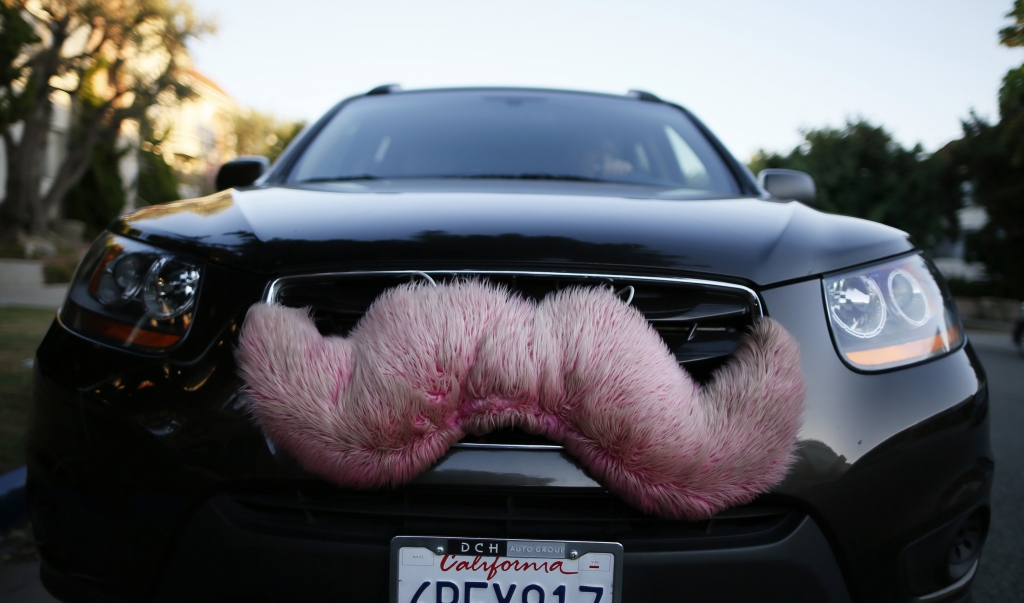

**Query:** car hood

left=113, top=183, right=912, bottom=286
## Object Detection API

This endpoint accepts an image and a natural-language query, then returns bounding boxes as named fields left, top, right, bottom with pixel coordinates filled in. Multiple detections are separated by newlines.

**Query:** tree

left=750, top=119, right=962, bottom=251
left=63, top=135, right=125, bottom=234
left=0, top=0, right=212, bottom=239
left=0, top=1, right=39, bottom=132
left=951, top=1, right=1024, bottom=296
left=951, top=1, right=1024, bottom=297
left=136, top=132, right=179, bottom=206
left=233, top=110, right=304, bottom=163
left=1000, top=0, right=1024, bottom=48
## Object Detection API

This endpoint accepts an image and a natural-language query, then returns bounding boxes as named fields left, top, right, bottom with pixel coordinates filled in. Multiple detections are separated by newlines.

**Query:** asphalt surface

left=0, top=329, right=1020, bottom=602
left=968, top=330, right=1024, bottom=602
left=0, top=564, right=55, bottom=603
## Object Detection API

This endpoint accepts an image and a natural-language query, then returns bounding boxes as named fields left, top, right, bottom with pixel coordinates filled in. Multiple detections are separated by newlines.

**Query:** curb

left=0, top=284, right=68, bottom=309
left=0, top=466, right=28, bottom=533
left=0, top=259, right=44, bottom=289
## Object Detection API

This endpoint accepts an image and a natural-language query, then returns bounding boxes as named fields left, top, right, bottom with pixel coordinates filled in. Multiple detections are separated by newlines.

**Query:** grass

left=0, top=307, right=57, bottom=474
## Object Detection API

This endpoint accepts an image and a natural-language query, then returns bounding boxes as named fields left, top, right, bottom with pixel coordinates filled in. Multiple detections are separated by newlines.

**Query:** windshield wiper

left=299, top=173, right=622, bottom=184
left=298, top=175, right=383, bottom=183
left=442, top=173, right=614, bottom=183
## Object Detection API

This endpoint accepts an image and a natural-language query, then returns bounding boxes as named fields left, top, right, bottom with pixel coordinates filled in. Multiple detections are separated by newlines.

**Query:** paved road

left=969, top=330, right=1024, bottom=602
left=0, top=564, right=55, bottom=603
left=0, top=330, right=1020, bottom=602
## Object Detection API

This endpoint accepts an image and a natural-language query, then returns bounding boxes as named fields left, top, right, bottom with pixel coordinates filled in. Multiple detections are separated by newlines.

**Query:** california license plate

left=390, top=537, right=622, bottom=603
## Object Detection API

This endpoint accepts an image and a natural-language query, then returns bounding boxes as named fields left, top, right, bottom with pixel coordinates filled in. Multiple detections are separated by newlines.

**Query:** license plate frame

left=390, top=536, right=623, bottom=603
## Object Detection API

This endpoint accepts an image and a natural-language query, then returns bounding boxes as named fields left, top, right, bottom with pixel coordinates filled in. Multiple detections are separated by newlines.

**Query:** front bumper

left=37, top=495, right=850, bottom=603
left=27, top=279, right=992, bottom=603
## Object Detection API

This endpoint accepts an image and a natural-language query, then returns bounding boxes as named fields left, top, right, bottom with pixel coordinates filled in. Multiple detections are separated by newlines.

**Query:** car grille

left=267, top=270, right=761, bottom=384
left=217, top=486, right=799, bottom=553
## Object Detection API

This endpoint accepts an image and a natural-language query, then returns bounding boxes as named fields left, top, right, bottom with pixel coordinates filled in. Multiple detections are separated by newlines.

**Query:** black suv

left=29, top=87, right=991, bottom=603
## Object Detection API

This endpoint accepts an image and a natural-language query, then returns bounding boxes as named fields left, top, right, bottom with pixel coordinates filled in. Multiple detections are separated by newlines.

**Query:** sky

left=188, top=0, right=1022, bottom=162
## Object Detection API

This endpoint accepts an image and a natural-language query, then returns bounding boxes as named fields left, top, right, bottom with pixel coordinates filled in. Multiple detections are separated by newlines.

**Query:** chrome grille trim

left=264, top=269, right=762, bottom=316
left=262, top=270, right=761, bottom=452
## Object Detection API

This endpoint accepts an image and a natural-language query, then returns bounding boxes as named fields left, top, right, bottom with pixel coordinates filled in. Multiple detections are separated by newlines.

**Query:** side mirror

left=758, top=169, right=817, bottom=206
left=215, top=156, right=269, bottom=191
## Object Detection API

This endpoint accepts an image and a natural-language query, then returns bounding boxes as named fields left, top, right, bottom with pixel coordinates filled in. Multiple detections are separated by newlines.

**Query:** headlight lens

left=823, top=255, right=962, bottom=371
left=143, top=257, right=201, bottom=319
left=825, top=274, right=887, bottom=338
left=61, top=234, right=203, bottom=352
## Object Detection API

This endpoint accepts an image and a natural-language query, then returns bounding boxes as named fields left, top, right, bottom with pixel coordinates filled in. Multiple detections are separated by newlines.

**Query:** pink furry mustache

left=236, top=281, right=804, bottom=520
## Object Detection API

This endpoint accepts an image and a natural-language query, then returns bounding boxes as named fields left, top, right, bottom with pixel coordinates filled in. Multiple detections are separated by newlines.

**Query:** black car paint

left=27, top=88, right=990, bottom=603
left=112, top=184, right=912, bottom=286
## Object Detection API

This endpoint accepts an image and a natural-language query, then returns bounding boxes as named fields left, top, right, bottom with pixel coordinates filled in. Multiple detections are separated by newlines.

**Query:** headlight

left=823, top=254, right=962, bottom=371
left=61, top=234, right=203, bottom=353
left=142, top=257, right=201, bottom=319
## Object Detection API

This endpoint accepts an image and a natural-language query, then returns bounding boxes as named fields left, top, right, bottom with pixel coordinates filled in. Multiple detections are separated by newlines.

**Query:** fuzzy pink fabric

left=236, top=281, right=804, bottom=520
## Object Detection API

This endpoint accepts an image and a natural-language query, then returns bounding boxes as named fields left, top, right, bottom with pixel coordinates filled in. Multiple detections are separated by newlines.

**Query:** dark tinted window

left=290, top=90, right=738, bottom=194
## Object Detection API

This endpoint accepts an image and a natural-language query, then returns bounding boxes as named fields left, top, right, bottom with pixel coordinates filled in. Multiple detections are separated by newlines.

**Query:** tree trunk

left=39, top=115, right=109, bottom=226
left=0, top=96, right=52, bottom=237
left=0, top=24, right=66, bottom=237
left=0, top=130, right=25, bottom=240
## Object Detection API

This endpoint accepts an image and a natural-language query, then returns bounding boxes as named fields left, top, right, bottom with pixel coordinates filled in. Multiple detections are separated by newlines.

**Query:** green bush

left=137, top=148, right=180, bottom=206
left=43, top=258, right=77, bottom=284
left=64, top=138, right=126, bottom=234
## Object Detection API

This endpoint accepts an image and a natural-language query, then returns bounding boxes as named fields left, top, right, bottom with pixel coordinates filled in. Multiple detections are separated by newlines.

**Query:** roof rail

left=366, top=84, right=402, bottom=96
left=627, top=89, right=662, bottom=102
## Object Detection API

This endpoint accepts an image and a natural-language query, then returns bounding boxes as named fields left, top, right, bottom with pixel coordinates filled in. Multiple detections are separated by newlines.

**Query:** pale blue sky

left=189, top=0, right=1022, bottom=161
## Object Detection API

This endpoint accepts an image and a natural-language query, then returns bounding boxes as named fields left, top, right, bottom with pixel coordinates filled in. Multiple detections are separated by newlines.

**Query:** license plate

left=390, top=537, right=622, bottom=603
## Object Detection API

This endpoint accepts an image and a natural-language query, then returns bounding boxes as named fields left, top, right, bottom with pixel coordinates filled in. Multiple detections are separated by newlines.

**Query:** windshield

left=289, top=90, right=739, bottom=194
